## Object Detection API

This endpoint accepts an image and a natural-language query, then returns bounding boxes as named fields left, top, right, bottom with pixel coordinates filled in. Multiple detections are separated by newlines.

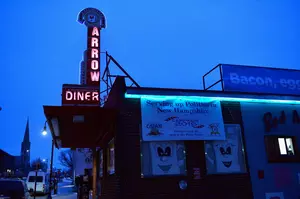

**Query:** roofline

left=125, top=86, right=300, bottom=102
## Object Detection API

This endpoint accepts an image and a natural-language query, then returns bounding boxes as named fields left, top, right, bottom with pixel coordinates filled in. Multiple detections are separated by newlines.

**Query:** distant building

left=0, top=149, right=16, bottom=176
left=0, top=118, right=31, bottom=177
left=20, top=118, right=31, bottom=173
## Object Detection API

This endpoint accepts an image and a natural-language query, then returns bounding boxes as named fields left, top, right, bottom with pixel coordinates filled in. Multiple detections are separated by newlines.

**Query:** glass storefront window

left=204, top=124, right=247, bottom=174
left=107, top=139, right=115, bottom=175
left=140, top=141, right=187, bottom=177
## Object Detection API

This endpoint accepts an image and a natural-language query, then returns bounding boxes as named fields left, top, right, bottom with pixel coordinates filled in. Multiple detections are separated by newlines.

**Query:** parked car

left=26, top=171, right=50, bottom=195
left=0, top=178, right=30, bottom=199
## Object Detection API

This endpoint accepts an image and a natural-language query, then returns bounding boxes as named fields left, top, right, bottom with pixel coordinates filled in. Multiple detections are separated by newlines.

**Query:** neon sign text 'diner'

left=65, top=90, right=99, bottom=101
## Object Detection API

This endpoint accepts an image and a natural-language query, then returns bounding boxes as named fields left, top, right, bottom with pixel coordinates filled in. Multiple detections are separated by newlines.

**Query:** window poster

left=149, top=141, right=186, bottom=176
left=140, top=96, right=226, bottom=141
left=205, top=124, right=246, bottom=174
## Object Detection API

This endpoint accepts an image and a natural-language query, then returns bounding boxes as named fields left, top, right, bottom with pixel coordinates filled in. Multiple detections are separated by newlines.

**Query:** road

left=30, top=179, right=76, bottom=199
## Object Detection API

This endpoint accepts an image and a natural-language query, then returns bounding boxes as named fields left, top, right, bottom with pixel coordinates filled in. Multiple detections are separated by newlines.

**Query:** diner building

left=43, top=8, right=300, bottom=199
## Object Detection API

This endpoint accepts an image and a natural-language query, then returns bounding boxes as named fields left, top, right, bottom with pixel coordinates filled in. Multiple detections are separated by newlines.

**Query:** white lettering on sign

left=228, top=72, right=300, bottom=90
left=90, top=71, right=100, bottom=81
left=91, top=37, right=99, bottom=47
left=92, top=27, right=99, bottom=37
left=91, top=49, right=99, bottom=59
left=87, top=26, right=100, bottom=84
left=229, top=73, right=273, bottom=87
left=65, top=91, right=99, bottom=101
left=91, top=60, right=99, bottom=70
left=229, top=73, right=300, bottom=90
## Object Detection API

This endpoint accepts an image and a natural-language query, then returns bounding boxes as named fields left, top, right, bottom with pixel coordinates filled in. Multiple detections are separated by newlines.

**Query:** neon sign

left=62, top=85, right=100, bottom=106
left=87, top=27, right=100, bottom=86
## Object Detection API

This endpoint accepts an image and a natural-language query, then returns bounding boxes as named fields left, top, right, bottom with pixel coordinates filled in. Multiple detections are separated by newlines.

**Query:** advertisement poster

left=221, top=64, right=300, bottom=95
left=141, top=96, right=225, bottom=141
left=205, top=124, right=246, bottom=174
left=150, top=141, right=185, bottom=176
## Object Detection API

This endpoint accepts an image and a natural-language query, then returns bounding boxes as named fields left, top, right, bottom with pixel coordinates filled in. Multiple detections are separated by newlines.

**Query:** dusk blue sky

left=0, top=0, right=299, bottom=167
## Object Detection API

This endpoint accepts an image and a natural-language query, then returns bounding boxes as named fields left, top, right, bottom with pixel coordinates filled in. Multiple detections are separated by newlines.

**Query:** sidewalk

left=52, top=178, right=76, bottom=198
left=52, top=193, right=77, bottom=199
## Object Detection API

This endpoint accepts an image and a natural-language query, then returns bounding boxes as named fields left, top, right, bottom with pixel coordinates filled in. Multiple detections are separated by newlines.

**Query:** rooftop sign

left=62, top=8, right=107, bottom=107
left=86, top=27, right=100, bottom=86
left=221, top=64, right=300, bottom=95
left=62, top=85, right=100, bottom=106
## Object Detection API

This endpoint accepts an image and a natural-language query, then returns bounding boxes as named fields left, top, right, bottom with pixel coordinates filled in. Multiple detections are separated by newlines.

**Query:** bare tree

left=58, top=149, right=73, bottom=171
left=30, top=158, right=47, bottom=172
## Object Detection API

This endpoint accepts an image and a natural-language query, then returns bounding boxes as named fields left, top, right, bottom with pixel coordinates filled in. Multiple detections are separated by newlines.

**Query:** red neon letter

left=66, top=91, right=73, bottom=100
left=85, top=92, right=91, bottom=100
left=91, top=37, right=99, bottom=48
left=77, top=92, right=84, bottom=101
left=90, top=71, right=100, bottom=82
left=92, top=27, right=99, bottom=37
left=91, top=49, right=99, bottom=59
left=92, top=92, right=99, bottom=101
left=91, top=60, right=99, bottom=70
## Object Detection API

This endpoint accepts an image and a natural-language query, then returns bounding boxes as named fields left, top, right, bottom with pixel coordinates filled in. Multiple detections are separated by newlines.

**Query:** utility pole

left=48, top=139, right=55, bottom=199
left=33, top=163, right=40, bottom=199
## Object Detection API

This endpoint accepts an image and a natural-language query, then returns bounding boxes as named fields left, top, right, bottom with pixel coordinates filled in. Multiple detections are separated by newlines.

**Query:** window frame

left=264, top=135, right=300, bottom=163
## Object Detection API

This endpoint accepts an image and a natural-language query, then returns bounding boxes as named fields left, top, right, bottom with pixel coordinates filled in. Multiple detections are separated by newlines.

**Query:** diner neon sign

left=87, top=27, right=100, bottom=86
left=62, top=85, right=100, bottom=106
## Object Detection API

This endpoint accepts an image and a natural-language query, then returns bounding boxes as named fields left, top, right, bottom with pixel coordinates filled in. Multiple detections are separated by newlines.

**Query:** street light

left=42, top=129, right=47, bottom=136
left=42, top=121, right=54, bottom=199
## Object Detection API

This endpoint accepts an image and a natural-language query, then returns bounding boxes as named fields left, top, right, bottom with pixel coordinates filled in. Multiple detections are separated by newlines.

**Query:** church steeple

left=21, top=117, right=31, bottom=173
left=23, top=117, right=30, bottom=143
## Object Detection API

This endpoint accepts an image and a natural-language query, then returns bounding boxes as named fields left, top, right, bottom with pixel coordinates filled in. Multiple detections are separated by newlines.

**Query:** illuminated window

left=278, top=137, right=295, bottom=155
left=204, top=124, right=247, bottom=174
left=265, top=135, right=299, bottom=163
left=107, top=139, right=115, bottom=175
left=140, top=141, right=187, bottom=177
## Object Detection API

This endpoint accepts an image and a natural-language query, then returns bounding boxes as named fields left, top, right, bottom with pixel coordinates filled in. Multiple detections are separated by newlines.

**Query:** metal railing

left=202, top=64, right=224, bottom=91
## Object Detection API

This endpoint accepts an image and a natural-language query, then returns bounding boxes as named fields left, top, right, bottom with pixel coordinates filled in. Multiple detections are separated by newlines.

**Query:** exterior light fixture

left=42, top=121, right=48, bottom=136
left=178, top=180, right=187, bottom=190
